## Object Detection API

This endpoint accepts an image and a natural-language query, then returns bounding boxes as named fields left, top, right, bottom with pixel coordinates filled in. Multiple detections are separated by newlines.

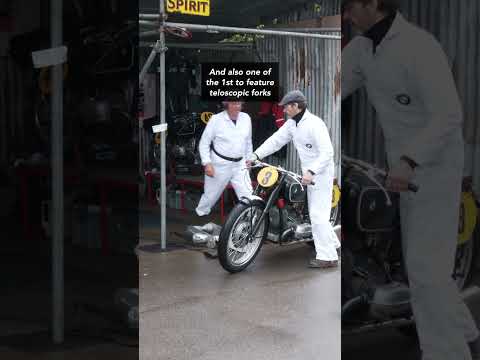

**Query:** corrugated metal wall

left=255, top=0, right=341, bottom=179
left=343, top=0, right=480, bottom=188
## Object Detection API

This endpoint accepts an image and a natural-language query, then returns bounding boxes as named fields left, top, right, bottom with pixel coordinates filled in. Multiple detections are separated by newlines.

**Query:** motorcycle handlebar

left=248, top=160, right=315, bottom=187
left=342, top=155, right=418, bottom=193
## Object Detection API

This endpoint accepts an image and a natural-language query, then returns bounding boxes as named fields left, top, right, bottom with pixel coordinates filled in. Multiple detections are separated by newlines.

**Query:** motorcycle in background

left=341, top=155, right=478, bottom=336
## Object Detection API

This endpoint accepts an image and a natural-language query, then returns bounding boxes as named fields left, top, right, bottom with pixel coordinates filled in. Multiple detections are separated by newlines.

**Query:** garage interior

left=138, top=1, right=341, bottom=359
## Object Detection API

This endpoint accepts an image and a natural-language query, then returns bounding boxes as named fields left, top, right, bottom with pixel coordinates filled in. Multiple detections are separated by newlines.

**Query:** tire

left=218, top=201, right=269, bottom=273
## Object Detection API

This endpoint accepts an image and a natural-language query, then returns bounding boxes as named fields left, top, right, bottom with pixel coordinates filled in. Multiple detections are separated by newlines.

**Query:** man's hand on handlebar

left=246, top=153, right=259, bottom=168
left=301, top=171, right=314, bottom=186
left=386, top=159, right=414, bottom=192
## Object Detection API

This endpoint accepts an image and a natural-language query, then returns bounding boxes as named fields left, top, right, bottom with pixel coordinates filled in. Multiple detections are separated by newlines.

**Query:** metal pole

left=159, top=0, right=167, bottom=250
left=139, top=40, right=160, bottom=83
left=139, top=20, right=158, bottom=27
left=164, top=22, right=341, bottom=39
left=263, top=27, right=341, bottom=33
left=140, top=29, right=161, bottom=38
left=51, top=0, right=64, bottom=344
left=140, top=13, right=161, bottom=20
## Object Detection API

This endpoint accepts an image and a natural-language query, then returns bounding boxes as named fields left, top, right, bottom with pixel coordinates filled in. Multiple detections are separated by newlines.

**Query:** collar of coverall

left=363, top=12, right=396, bottom=53
left=292, top=108, right=307, bottom=125
left=223, top=110, right=239, bottom=122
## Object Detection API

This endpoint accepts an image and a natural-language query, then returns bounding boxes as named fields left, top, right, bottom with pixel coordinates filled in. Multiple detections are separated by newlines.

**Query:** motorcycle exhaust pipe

left=341, top=294, right=368, bottom=319
left=280, top=227, right=295, bottom=242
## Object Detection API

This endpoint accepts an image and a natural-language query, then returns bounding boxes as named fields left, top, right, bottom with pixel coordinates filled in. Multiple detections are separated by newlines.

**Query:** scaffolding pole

left=138, top=19, right=341, bottom=40
left=158, top=0, right=167, bottom=251
left=51, top=0, right=64, bottom=344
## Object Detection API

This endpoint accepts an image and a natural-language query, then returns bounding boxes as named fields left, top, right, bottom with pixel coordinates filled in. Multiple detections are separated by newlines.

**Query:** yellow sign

left=332, top=184, right=341, bottom=208
left=200, top=112, right=213, bottom=124
left=257, top=167, right=279, bottom=188
left=458, top=191, right=477, bottom=245
left=167, top=0, right=210, bottom=16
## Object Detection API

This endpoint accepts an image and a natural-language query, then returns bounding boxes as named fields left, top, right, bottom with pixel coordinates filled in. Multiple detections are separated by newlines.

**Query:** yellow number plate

left=257, top=167, right=279, bottom=188
left=200, top=112, right=213, bottom=124
left=458, top=191, right=477, bottom=245
left=332, top=184, right=341, bottom=208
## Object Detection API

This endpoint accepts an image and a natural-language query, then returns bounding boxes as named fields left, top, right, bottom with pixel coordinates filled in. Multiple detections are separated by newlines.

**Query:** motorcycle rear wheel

left=218, top=201, right=269, bottom=273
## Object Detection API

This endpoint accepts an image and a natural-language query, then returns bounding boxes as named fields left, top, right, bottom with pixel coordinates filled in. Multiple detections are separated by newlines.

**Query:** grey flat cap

left=278, top=90, right=307, bottom=106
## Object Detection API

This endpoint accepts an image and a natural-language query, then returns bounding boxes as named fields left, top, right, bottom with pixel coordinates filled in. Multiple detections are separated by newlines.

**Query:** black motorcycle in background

left=341, top=155, right=478, bottom=336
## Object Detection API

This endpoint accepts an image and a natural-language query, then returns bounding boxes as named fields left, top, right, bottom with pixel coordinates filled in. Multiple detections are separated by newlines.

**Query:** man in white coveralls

left=196, top=98, right=254, bottom=217
left=250, top=90, right=340, bottom=268
left=341, top=0, right=479, bottom=359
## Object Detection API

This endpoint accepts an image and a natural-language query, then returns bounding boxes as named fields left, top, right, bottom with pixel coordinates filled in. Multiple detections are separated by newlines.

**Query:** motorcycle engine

left=368, top=282, right=412, bottom=320
left=342, top=244, right=411, bottom=322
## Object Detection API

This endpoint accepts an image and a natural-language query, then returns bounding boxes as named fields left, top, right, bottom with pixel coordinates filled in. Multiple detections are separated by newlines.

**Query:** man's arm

left=341, top=38, right=366, bottom=100
left=402, top=35, right=463, bottom=167
left=254, top=121, right=293, bottom=160
left=198, top=115, right=216, bottom=165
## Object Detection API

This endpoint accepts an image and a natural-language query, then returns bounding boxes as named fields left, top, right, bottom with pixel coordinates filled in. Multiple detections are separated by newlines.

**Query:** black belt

left=210, top=144, right=242, bottom=162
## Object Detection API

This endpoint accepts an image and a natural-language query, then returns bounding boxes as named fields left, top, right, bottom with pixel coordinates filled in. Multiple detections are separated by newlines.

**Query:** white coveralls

left=255, top=110, right=340, bottom=261
left=196, top=111, right=253, bottom=216
left=342, top=12, right=478, bottom=360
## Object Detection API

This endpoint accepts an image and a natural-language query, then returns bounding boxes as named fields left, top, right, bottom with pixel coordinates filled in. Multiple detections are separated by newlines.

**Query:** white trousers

left=196, top=160, right=253, bottom=216
left=308, top=168, right=340, bottom=261
left=390, top=135, right=478, bottom=360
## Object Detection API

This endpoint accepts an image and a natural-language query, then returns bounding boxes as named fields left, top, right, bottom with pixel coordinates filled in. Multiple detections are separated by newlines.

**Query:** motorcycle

left=150, top=112, right=204, bottom=169
left=217, top=160, right=341, bottom=273
left=341, top=155, right=478, bottom=336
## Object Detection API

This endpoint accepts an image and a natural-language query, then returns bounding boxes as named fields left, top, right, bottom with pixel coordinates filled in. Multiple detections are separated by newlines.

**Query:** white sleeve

left=198, top=115, right=217, bottom=165
left=245, top=114, right=253, bottom=159
left=254, top=121, right=293, bottom=160
left=403, top=35, right=463, bottom=166
left=341, top=38, right=366, bottom=100
left=308, top=121, right=334, bottom=174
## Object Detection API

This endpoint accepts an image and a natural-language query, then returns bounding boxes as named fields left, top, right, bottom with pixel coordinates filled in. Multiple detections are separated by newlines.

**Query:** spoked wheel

left=218, top=201, right=269, bottom=273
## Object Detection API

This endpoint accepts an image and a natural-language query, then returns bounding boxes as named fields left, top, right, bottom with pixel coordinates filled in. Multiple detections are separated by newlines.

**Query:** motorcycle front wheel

left=218, top=201, right=269, bottom=273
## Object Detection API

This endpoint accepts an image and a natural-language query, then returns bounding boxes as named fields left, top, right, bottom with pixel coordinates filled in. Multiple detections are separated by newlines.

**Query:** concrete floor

left=139, top=241, right=341, bottom=360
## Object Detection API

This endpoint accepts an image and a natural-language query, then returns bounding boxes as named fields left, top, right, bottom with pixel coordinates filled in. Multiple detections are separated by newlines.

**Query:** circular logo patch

left=396, top=94, right=411, bottom=105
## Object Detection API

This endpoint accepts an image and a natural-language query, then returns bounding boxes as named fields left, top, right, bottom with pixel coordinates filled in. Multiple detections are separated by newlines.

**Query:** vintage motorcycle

left=341, top=155, right=478, bottom=336
left=217, top=160, right=341, bottom=273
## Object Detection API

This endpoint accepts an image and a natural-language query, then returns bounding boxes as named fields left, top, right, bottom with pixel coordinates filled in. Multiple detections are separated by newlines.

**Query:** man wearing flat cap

left=250, top=90, right=340, bottom=268
left=342, top=1, right=479, bottom=359
left=196, top=96, right=253, bottom=217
